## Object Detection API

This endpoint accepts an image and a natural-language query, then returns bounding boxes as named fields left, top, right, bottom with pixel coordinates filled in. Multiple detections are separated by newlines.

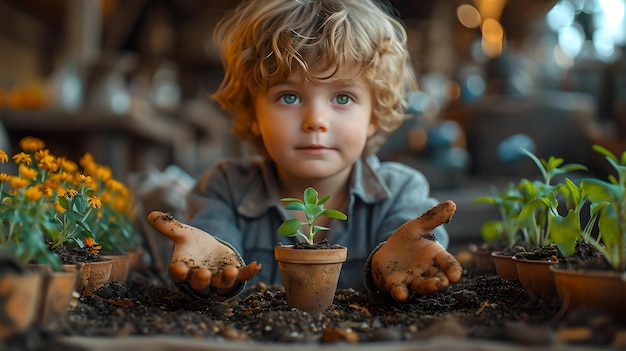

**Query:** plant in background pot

left=476, top=149, right=587, bottom=281
left=474, top=183, right=524, bottom=276
left=549, top=145, right=626, bottom=321
left=0, top=136, right=141, bottom=301
left=275, top=187, right=348, bottom=313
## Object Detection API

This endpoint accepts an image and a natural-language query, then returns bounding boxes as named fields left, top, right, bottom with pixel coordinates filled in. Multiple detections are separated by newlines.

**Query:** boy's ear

left=367, top=118, right=378, bottom=137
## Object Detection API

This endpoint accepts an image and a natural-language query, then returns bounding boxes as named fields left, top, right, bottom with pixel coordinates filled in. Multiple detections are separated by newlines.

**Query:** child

left=148, top=0, right=462, bottom=302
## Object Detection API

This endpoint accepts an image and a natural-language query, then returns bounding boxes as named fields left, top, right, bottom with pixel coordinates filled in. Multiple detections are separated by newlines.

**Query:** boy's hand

left=371, top=200, right=462, bottom=302
left=147, top=211, right=262, bottom=295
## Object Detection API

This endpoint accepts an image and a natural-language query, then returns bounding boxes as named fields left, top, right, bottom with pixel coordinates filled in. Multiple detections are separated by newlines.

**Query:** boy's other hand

left=371, top=200, right=462, bottom=302
left=147, top=211, right=262, bottom=296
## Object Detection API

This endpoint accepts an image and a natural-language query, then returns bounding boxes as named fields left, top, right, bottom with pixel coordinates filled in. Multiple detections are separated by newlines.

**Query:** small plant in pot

left=275, top=187, right=347, bottom=313
left=549, top=145, right=626, bottom=321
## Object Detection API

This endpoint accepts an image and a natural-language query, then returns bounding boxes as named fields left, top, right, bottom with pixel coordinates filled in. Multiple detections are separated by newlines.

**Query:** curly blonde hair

left=213, top=0, right=418, bottom=156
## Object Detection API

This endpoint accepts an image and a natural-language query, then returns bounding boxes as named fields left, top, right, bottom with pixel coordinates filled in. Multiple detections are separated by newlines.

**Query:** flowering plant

left=0, top=136, right=139, bottom=271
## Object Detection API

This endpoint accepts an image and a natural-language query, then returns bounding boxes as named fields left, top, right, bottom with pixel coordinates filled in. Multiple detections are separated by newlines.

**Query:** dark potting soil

left=2, top=243, right=625, bottom=350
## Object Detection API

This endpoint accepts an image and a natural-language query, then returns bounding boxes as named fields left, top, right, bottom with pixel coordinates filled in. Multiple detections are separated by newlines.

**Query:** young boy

left=148, top=0, right=462, bottom=303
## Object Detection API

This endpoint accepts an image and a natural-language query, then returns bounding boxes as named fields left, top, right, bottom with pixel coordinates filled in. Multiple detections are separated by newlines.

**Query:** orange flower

left=0, top=150, right=7, bottom=163
left=19, top=136, right=45, bottom=152
left=88, top=196, right=102, bottom=209
left=10, top=177, right=29, bottom=189
left=18, top=165, right=38, bottom=179
left=24, top=186, right=44, bottom=201
left=12, top=152, right=32, bottom=165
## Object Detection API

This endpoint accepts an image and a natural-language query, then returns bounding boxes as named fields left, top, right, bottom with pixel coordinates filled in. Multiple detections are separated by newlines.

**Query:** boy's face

left=252, top=67, right=376, bottom=182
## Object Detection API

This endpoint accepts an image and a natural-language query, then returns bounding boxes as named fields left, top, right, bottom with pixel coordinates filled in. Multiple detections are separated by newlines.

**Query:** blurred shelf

left=0, top=109, right=196, bottom=181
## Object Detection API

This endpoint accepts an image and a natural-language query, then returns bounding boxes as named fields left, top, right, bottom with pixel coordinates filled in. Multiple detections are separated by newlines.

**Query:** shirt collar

left=238, top=155, right=391, bottom=218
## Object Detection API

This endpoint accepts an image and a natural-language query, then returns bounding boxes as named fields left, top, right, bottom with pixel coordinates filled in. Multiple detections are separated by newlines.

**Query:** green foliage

left=475, top=148, right=587, bottom=248
left=0, top=137, right=140, bottom=271
left=576, top=145, right=626, bottom=271
left=277, top=187, right=347, bottom=245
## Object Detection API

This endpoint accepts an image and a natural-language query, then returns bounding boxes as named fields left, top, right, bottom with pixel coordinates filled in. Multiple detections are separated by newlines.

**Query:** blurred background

left=0, top=0, right=625, bottom=252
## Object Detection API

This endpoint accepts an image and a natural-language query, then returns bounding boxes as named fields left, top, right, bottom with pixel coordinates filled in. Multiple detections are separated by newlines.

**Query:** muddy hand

left=371, top=200, right=462, bottom=302
left=148, top=211, right=262, bottom=294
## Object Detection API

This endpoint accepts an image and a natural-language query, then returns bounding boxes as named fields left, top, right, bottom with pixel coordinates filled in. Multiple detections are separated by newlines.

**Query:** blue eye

left=334, top=94, right=351, bottom=105
left=280, top=94, right=299, bottom=104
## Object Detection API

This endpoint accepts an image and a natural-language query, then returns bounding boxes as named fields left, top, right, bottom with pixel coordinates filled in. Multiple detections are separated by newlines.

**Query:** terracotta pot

left=471, top=248, right=496, bottom=275
left=64, top=258, right=113, bottom=295
left=29, top=264, right=79, bottom=324
left=125, top=247, right=145, bottom=271
left=512, top=257, right=557, bottom=297
left=0, top=271, right=43, bottom=338
left=492, top=252, right=518, bottom=281
left=551, top=266, right=626, bottom=322
left=274, top=245, right=347, bottom=313
left=103, top=254, right=130, bottom=282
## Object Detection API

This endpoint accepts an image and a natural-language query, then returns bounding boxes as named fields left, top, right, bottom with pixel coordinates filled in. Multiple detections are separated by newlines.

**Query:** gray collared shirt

left=186, top=154, right=448, bottom=293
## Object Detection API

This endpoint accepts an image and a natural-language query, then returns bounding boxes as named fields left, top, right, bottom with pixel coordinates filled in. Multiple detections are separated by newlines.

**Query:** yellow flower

left=19, top=136, right=45, bottom=152
left=64, top=189, right=79, bottom=198
left=10, top=177, right=29, bottom=189
left=88, top=196, right=102, bottom=209
left=93, top=165, right=112, bottom=182
left=54, top=200, right=66, bottom=214
left=0, top=150, right=7, bottom=163
left=35, top=149, right=57, bottom=172
left=83, top=237, right=102, bottom=255
left=57, top=156, right=78, bottom=173
left=18, top=165, right=38, bottom=179
left=24, top=186, right=44, bottom=201
left=79, top=174, right=92, bottom=184
left=12, top=152, right=32, bottom=166
left=0, top=173, right=11, bottom=183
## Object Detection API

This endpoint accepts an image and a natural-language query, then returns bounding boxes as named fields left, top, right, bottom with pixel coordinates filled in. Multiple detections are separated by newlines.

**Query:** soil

left=2, top=243, right=625, bottom=350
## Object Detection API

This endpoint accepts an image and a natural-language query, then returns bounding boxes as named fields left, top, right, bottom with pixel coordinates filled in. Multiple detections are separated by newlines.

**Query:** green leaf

left=481, top=221, right=502, bottom=242
left=284, top=202, right=305, bottom=211
left=550, top=209, right=582, bottom=256
left=277, top=218, right=304, bottom=236
left=582, top=179, right=618, bottom=203
left=304, top=203, right=321, bottom=219
left=304, top=187, right=318, bottom=205
left=321, top=209, right=347, bottom=220
left=317, top=194, right=330, bottom=205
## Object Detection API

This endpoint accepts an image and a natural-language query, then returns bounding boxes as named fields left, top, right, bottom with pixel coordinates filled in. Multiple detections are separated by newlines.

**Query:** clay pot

left=64, top=258, right=113, bottom=295
left=29, top=264, right=79, bottom=324
left=492, top=252, right=518, bottom=280
left=0, top=271, right=43, bottom=338
left=103, top=254, right=130, bottom=282
left=274, top=245, right=347, bottom=313
left=512, top=257, right=557, bottom=297
left=551, top=266, right=626, bottom=322
left=125, top=247, right=145, bottom=271
left=471, top=248, right=496, bottom=275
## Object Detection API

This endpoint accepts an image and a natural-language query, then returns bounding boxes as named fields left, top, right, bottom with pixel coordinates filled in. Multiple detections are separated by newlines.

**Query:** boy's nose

left=302, top=105, right=329, bottom=132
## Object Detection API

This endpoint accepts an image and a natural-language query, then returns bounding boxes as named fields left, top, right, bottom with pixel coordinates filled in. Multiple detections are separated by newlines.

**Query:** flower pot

left=471, top=248, right=496, bottom=275
left=103, top=254, right=130, bottom=282
left=0, top=271, right=43, bottom=338
left=125, top=247, right=145, bottom=271
left=513, top=257, right=557, bottom=297
left=274, top=245, right=347, bottom=313
left=492, top=252, right=518, bottom=281
left=551, top=266, right=626, bottom=322
left=29, top=264, right=79, bottom=324
left=64, top=258, right=113, bottom=295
